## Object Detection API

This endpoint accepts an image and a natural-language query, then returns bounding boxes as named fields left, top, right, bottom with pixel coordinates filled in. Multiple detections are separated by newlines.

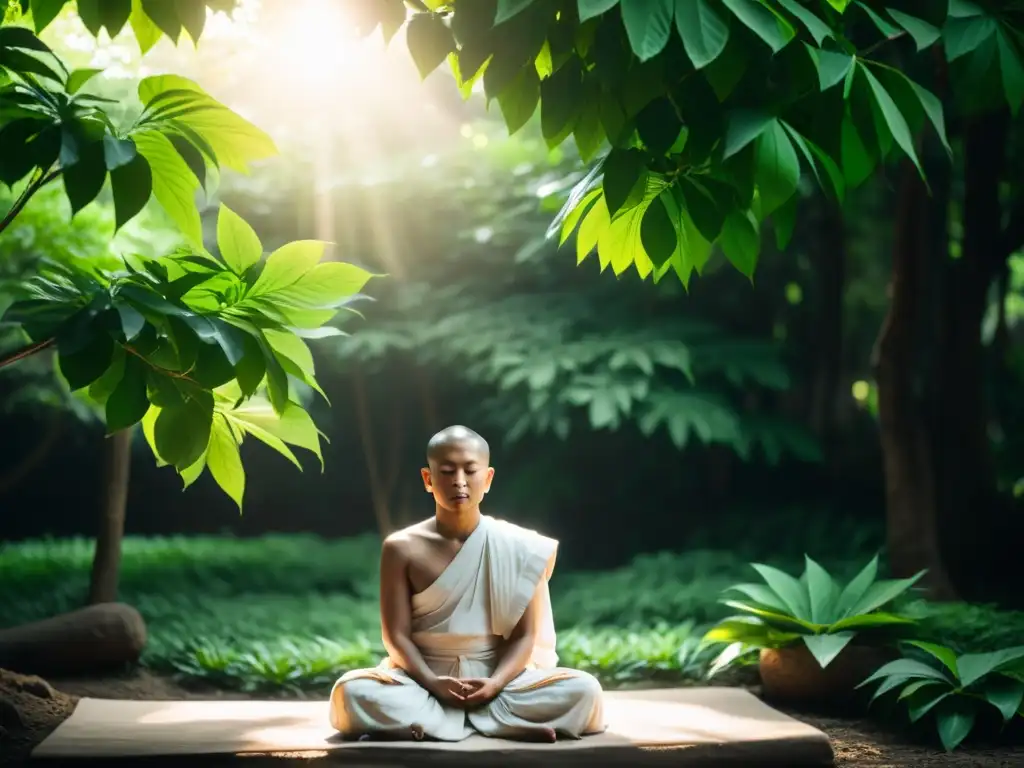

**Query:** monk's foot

left=410, top=723, right=425, bottom=741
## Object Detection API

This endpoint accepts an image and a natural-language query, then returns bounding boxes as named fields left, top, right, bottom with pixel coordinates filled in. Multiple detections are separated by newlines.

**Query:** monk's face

left=421, top=442, right=494, bottom=512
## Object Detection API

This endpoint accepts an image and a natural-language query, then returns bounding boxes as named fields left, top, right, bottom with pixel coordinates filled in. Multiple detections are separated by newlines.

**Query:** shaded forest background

left=3, top=2, right=1024, bottom=582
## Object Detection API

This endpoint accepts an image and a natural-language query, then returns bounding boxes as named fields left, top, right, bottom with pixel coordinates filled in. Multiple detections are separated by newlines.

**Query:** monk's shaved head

left=426, top=425, right=490, bottom=464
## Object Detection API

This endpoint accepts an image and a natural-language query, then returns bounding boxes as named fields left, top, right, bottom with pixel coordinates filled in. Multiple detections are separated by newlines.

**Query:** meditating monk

left=328, top=425, right=606, bottom=743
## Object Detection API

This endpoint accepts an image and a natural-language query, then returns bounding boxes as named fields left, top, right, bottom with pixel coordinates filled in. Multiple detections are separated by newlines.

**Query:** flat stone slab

left=32, top=687, right=834, bottom=765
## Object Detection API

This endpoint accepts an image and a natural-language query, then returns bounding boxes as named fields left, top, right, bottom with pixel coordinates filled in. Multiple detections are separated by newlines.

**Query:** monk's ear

left=420, top=467, right=432, bottom=492
left=484, top=466, right=495, bottom=492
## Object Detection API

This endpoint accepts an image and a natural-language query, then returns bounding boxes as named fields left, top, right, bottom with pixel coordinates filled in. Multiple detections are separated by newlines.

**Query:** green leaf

left=114, top=302, right=145, bottom=341
left=720, top=600, right=818, bottom=632
left=858, top=63, right=924, bottom=179
left=539, top=59, right=583, bottom=149
left=723, top=583, right=792, bottom=614
left=495, top=0, right=535, bottom=24
left=66, top=67, right=103, bottom=94
left=904, top=684, right=952, bottom=723
left=207, top=414, right=245, bottom=511
left=177, top=0, right=207, bottom=42
left=103, top=136, right=138, bottom=170
left=979, top=676, right=1024, bottom=722
left=957, top=647, right=1024, bottom=688
left=859, top=658, right=953, bottom=688
left=406, top=12, right=456, bottom=79
left=702, top=618, right=773, bottom=646
left=602, top=147, right=646, bottom=217
left=229, top=399, right=325, bottom=470
left=675, top=0, right=729, bottom=69
left=719, top=209, right=760, bottom=280
left=802, top=632, right=854, bottom=668
left=105, top=353, right=150, bottom=432
left=141, top=0, right=181, bottom=42
left=997, top=28, right=1024, bottom=114
left=217, top=204, right=262, bottom=276
left=848, top=571, right=924, bottom=616
left=721, top=0, right=796, bottom=53
left=129, top=0, right=162, bottom=54
left=773, top=193, right=796, bottom=249
left=58, top=330, right=114, bottom=391
left=621, top=0, right=673, bottom=61
left=775, top=0, right=831, bottom=45
left=724, top=110, right=773, bottom=159
left=152, top=390, right=213, bottom=469
left=828, top=611, right=915, bottom=632
left=814, top=49, right=854, bottom=91
left=62, top=139, right=107, bottom=215
left=885, top=8, right=940, bottom=51
left=573, top=96, right=605, bottom=163
left=639, top=191, right=678, bottom=267
left=636, top=97, right=682, bottom=156
left=754, top=119, right=800, bottom=216
left=943, top=15, right=996, bottom=62
left=679, top=179, right=726, bottom=242
left=248, top=240, right=327, bottom=297
left=109, top=153, right=152, bottom=231
left=497, top=65, right=540, bottom=135
left=750, top=562, right=811, bottom=618
left=935, top=697, right=975, bottom=752
left=906, top=641, right=959, bottom=677
left=132, top=130, right=202, bottom=246
left=577, top=0, right=618, bottom=22
left=803, top=556, right=838, bottom=624
left=30, top=0, right=66, bottom=32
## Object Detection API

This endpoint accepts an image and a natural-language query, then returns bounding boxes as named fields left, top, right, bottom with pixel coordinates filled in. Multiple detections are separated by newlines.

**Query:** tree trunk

left=932, top=112, right=1010, bottom=600
left=88, top=430, right=132, bottom=605
left=808, top=202, right=846, bottom=444
left=872, top=161, right=956, bottom=598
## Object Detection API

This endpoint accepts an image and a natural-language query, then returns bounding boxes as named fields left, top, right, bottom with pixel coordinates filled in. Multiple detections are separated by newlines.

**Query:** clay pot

left=759, top=642, right=892, bottom=706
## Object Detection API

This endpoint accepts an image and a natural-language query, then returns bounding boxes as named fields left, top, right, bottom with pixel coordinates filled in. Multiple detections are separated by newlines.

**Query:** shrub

left=701, top=555, right=924, bottom=675
left=858, top=641, right=1024, bottom=751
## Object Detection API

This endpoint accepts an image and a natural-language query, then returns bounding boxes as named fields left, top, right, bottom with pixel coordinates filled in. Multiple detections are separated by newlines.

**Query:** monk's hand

left=429, top=676, right=471, bottom=707
left=458, top=678, right=501, bottom=707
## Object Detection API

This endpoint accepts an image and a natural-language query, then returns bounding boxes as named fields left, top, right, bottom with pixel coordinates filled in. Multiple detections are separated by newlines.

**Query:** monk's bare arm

left=379, top=536, right=441, bottom=693
left=488, top=582, right=543, bottom=691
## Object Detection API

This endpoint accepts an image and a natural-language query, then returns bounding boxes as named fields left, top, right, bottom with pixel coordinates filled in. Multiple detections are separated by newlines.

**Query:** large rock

left=0, top=603, right=146, bottom=677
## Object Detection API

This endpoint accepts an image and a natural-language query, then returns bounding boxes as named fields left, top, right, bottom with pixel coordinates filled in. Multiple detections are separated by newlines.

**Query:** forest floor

left=3, top=667, right=1024, bottom=768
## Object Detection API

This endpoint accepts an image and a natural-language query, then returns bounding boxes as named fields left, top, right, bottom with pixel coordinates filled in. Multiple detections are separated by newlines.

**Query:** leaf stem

left=0, top=166, right=62, bottom=236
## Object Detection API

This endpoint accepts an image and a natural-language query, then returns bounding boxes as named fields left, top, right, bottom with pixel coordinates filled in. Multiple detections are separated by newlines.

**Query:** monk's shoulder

left=382, top=519, right=434, bottom=558
left=489, top=517, right=559, bottom=550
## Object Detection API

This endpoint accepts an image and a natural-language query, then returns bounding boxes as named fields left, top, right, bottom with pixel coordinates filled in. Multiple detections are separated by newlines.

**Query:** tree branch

left=0, top=338, right=55, bottom=370
left=0, top=166, right=61, bottom=236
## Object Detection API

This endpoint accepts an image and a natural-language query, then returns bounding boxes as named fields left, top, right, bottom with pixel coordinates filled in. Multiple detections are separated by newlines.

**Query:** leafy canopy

left=351, top=0, right=1024, bottom=286
left=0, top=13, right=378, bottom=509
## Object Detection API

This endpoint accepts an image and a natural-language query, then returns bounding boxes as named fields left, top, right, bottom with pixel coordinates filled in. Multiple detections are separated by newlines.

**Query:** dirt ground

left=3, top=667, right=1024, bottom=767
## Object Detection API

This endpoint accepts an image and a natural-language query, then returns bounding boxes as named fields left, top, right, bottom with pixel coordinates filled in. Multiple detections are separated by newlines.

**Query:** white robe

left=328, top=515, right=606, bottom=741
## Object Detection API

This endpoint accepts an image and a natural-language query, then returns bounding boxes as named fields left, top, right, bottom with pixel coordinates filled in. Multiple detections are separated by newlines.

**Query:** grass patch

left=2, top=516, right=1021, bottom=693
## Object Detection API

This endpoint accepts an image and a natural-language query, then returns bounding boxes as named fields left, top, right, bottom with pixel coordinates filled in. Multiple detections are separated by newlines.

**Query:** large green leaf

left=859, top=658, right=953, bottom=688
left=802, top=632, right=853, bottom=668
left=206, top=413, right=245, bottom=511
left=903, top=682, right=952, bottom=723
left=775, top=0, right=830, bottom=45
left=577, top=0, right=618, bottom=21
left=721, top=0, right=796, bottom=53
left=886, top=8, right=940, bottom=51
left=675, top=0, right=730, bottom=69
left=406, top=12, right=456, bottom=79
left=934, top=696, right=976, bottom=752
left=601, top=148, right=646, bottom=217
left=978, top=675, right=1024, bottom=722
left=997, top=27, right=1024, bottom=114
left=720, top=600, right=818, bottom=632
left=105, top=353, right=150, bottom=432
left=152, top=390, right=214, bottom=470
left=802, top=556, right=838, bottom=624
left=247, top=240, right=326, bottom=297
left=132, top=130, right=202, bottom=246
left=753, top=119, right=799, bottom=216
left=857, top=63, right=924, bottom=178
left=828, top=611, right=915, bottom=632
left=216, top=203, right=262, bottom=276
left=271, top=261, right=374, bottom=309
left=750, top=564, right=811, bottom=619
left=639, top=190, right=678, bottom=266
left=228, top=398, right=325, bottom=470
left=833, top=555, right=879, bottom=618
left=848, top=570, right=925, bottom=616
left=957, top=647, right=1024, bottom=688
left=620, top=0, right=674, bottom=62
left=906, top=641, right=959, bottom=677
left=719, top=209, right=760, bottom=280
left=109, top=152, right=153, bottom=231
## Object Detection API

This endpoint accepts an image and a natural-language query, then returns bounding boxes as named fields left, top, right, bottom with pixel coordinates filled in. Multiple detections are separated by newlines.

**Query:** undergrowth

left=2, top=511, right=1021, bottom=693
